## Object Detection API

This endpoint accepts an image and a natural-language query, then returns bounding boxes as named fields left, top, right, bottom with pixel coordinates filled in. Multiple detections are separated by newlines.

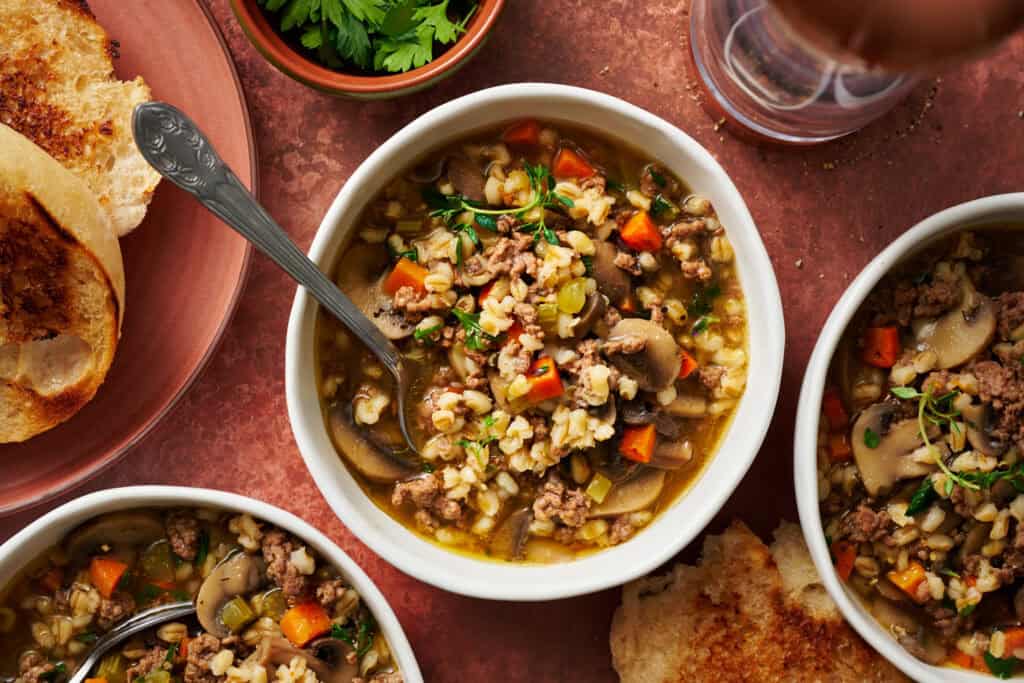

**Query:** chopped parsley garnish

left=606, top=178, right=626, bottom=193
left=414, top=323, right=443, bottom=342
left=581, top=254, right=594, bottom=277
left=690, top=315, right=719, bottom=336
left=39, top=663, right=66, bottom=682
left=164, top=643, right=179, bottom=664
left=984, top=651, right=1017, bottom=679
left=905, top=476, right=937, bottom=516
left=331, top=613, right=377, bottom=657
left=425, top=162, right=573, bottom=248
left=421, top=462, right=435, bottom=473
left=75, top=631, right=98, bottom=644
left=650, top=194, right=678, bottom=219
left=647, top=166, right=667, bottom=188
left=451, top=308, right=497, bottom=351
left=387, top=241, right=418, bottom=262
left=863, top=427, right=880, bottom=449
left=688, top=284, right=722, bottom=335
left=257, top=0, right=477, bottom=74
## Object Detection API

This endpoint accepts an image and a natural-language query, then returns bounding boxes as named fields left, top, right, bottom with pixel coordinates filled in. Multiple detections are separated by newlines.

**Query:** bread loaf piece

left=0, top=123, right=125, bottom=443
left=0, top=0, right=161, bottom=236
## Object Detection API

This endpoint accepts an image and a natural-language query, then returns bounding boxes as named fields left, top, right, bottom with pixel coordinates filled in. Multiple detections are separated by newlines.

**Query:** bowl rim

left=794, top=193, right=1024, bottom=682
left=0, top=485, right=423, bottom=683
left=230, top=0, right=506, bottom=95
left=286, top=82, right=786, bottom=601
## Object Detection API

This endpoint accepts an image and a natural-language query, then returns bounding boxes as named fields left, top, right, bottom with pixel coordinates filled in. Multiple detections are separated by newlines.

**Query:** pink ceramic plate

left=0, top=0, right=255, bottom=514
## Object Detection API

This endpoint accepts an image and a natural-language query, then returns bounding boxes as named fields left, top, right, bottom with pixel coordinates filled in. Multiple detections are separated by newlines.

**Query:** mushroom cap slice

left=445, top=156, right=486, bottom=203
left=571, top=293, right=607, bottom=340
left=523, top=538, right=576, bottom=563
left=913, top=279, right=996, bottom=369
left=592, top=241, right=632, bottom=305
left=328, top=405, right=418, bottom=484
left=196, top=551, right=267, bottom=638
left=649, top=438, right=693, bottom=470
left=961, top=402, right=1006, bottom=456
left=488, top=508, right=532, bottom=561
left=65, top=511, right=166, bottom=558
left=257, top=636, right=359, bottom=683
left=605, top=318, right=682, bottom=392
left=851, top=403, right=939, bottom=496
left=335, top=242, right=414, bottom=341
left=591, top=468, right=666, bottom=517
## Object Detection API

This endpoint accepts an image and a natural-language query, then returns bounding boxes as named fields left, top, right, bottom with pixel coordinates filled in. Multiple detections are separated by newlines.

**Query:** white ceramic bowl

left=286, top=83, right=785, bottom=601
left=795, top=193, right=1024, bottom=682
left=0, top=486, right=422, bottom=683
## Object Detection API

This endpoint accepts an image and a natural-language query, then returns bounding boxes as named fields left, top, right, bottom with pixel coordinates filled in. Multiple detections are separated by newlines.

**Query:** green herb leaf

left=380, top=0, right=417, bottom=36
left=332, top=8, right=373, bottom=69
left=863, top=427, right=880, bottom=449
left=421, top=462, right=435, bottom=473
left=75, top=631, right=98, bottom=644
left=300, top=25, right=325, bottom=48
left=194, top=530, right=209, bottom=568
left=890, top=386, right=921, bottom=400
left=984, top=651, right=1017, bottom=679
left=606, top=179, right=626, bottom=193
left=647, top=166, right=667, bottom=188
left=452, top=308, right=495, bottom=351
left=905, top=477, right=936, bottom=516
left=581, top=254, right=593, bottom=277
left=414, top=323, right=442, bottom=341
left=164, top=642, right=179, bottom=664
left=280, top=0, right=315, bottom=31
left=689, top=284, right=721, bottom=319
left=650, top=194, right=677, bottom=219
left=340, top=0, right=386, bottom=25
left=374, top=30, right=433, bottom=73
left=959, top=602, right=978, bottom=617
left=39, top=663, right=66, bottom=682
left=691, top=315, right=719, bottom=336
left=474, top=213, right=498, bottom=231
left=939, top=567, right=960, bottom=579
left=413, top=0, right=465, bottom=45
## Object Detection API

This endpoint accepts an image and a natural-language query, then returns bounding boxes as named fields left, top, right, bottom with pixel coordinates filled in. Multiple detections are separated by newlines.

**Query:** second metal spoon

left=132, top=102, right=418, bottom=455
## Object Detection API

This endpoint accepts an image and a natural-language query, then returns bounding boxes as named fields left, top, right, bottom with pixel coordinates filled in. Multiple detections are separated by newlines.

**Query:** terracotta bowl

left=0, top=0, right=254, bottom=514
left=230, top=0, right=506, bottom=98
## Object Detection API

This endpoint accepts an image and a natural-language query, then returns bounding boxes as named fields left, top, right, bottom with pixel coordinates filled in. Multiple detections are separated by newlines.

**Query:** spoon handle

left=69, top=602, right=196, bottom=683
left=131, top=101, right=401, bottom=376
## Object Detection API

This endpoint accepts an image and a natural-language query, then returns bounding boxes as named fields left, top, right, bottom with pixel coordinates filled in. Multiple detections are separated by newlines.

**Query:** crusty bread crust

left=0, top=0, right=161, bottom=236
left=0, top=123, right=124, bottom=443
left=610, top=521, right=910, bottom=683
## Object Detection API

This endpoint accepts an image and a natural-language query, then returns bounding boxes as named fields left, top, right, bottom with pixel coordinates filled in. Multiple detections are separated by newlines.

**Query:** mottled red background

left=3, top=2, right=1024, bottom=681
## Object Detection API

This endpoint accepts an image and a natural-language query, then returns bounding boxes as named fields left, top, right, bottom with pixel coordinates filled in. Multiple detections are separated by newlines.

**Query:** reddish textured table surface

left=3, top=2, right=1024, bottom=680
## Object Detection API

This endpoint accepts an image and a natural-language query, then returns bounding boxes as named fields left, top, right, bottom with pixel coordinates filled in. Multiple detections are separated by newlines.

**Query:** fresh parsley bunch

left=257, top=0, right=477, bottom=73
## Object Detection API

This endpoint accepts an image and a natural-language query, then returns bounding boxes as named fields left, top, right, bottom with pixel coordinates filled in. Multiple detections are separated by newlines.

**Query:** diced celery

left=557, top=278, right=587, bottom=315
left=395, top=218, right=423, bottom=234
left=96, top=653, right=126, bottom=683
left=219, top=595, right=256, bottom=633
left=140, top=540, right=175, bottom=584
left=537, top=302, right=559, bottom=330
left=585, top=473, right=613, bottom=503
left=258, top=588, right=287, bottom=620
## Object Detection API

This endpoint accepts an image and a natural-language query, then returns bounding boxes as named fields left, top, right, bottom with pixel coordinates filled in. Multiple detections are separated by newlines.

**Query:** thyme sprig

left=890, top=386, right=976, bottom=492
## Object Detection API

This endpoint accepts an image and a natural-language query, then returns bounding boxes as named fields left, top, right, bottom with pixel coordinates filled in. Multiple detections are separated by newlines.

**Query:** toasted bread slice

left=0, top=123, right=125, bottom=443
left=0, top=0, right=161, bottom=236
left=610, top=521, right=909, bottom=683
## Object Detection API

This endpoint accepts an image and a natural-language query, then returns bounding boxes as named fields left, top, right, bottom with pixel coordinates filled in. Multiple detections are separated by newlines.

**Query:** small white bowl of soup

left=0, top=486, right=421, bottom=683
left=286, top=83, right=785, bottom=600
left=795, top=193, right=1024, bottom=682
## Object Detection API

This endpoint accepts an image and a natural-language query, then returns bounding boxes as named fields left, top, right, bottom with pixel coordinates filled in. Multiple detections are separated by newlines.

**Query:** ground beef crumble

left=166, top=511, right=200, bottom=561
left=998, top=291, right=1024, bottom=340
left=184, top=633, right=222, bottom=683
left=840, top=504, right=892, bottom=543
left=17, top=653, right=54, bottom=683
left=392, top=473, right=466, bottom=531
left=315, top=578, right=348, bottom=608
left=532, top=473, right=591, bottom=528
left=126, top=646, right=169, bottom=682
left=262, top=529, right=310, bottom=600
left=96, top=591, right=135, bottom=630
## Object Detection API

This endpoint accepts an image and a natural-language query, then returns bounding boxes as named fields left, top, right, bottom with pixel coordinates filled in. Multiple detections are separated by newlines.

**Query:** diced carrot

left=619, top=424, right=657, bottom=464
left=948, top=650, right=973, bottom=669
left=280, top=602, right=332, bottom=648
left=828, top=433, right=853, bottom=462
left=85, top=678, right=108, bottom=683
left=619, top=211, right=664, bottom=252
left=506, top=321, right=524, bottom=342
left=965, top=575, right=977, bottom=588
left=179, top=636, right=190, bottom=657
left=89, top=557, right=128, bottom=599
left=479, top=281, right=496, bottom=302
left=502, top=120, right=541, bottom=147
left=679, top=350, right=699, bottom=379
left=888, top=561, right=927, bottom=601
left=832, top=541, right=856, bottom=581
left=1002, top=627, right=1024, bottom=657
left=619, top=295, right=637, bottom=313
left=382, top=257, right=428, bottom=297
left=150, top=579, right=177, bottom=591
left=552, top=147, right=596, bottom=179
left=822, top=387, right=848, bottom=432
left=526, top=356, right=564, bottom=402
left=862, top=326, right=902, bottom=368
left=38, top=567, right=63, bottom=592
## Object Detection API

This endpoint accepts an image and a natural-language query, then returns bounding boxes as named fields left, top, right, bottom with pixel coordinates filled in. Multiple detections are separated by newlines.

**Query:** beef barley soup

left=316, top=120, right=749, bottom=563
left=0, top=508, right=400, bottom=683
left=818, top=227, right=1024, bottom=676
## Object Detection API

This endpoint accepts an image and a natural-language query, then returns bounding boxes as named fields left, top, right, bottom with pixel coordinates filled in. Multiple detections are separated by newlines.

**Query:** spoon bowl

left=131, top=102, right=419, bottom=457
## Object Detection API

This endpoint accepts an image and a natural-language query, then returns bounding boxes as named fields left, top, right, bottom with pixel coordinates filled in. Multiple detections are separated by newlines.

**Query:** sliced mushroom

left=649, top=438, right=693, bottom=470
left=605, top=318, right=682, bottom=392
left=488, top=508, right=532, bottom=561
left=592, top=241, right=632, bottom=305
left=591, top=468, right=666, bottom=517
left=196, top=551, right=267, bottom=638
left=65, top=511, right=166, bottom=558
left=961, top=401, right=1006, bottom=456
left=571, top=293, right=607, bottom=340
left=335, top=243, right=414, bottom=340
left=257, top=636, right=359, bottom=683
left=445, top=156, right=486, bottom=203
left=913, top=278, right=996, bottom=369
left=835, top=336, right=887, bottom=412
left=620, top=401, right=656, bottom=425
left=328, top=405, right=418, bottom=484
left=958, top=522, right=993, bottom=567
left=851, top=403, right=939, bottom=496
left=448, top=343, right=480, bottom=382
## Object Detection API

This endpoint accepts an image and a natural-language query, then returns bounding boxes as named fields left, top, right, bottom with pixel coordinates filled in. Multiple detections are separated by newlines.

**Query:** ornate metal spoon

left=67, top=602, right=195, bottom=683
left=131, top=102, right=418, bottom=456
